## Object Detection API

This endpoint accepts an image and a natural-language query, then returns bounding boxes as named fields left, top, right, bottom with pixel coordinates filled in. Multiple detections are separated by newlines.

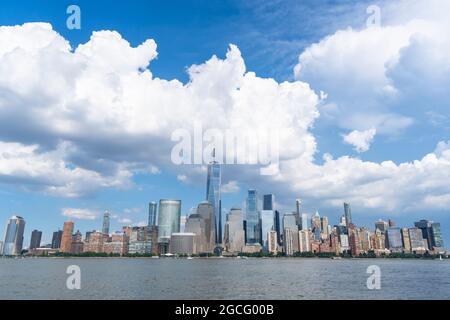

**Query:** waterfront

left=0, top=258, right=449, bottom=299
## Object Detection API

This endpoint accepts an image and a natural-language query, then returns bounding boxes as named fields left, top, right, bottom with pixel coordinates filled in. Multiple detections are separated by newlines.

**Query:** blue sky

left=0, top=0, right=449, bottom=246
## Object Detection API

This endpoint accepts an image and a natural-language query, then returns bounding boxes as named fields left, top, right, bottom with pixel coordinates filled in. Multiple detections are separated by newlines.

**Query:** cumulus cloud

left=342, top=128, right=376, bottom=153
left=61, top=208, right=100, bottom=220
left=221, top=180, right=240, bottom=193
left=1, top=19, right=450, bottom=215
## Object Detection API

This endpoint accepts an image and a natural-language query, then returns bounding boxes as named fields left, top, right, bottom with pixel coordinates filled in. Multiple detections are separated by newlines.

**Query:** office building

left=375, top=219, right=389, bottom=233
left=386, top=227, right=403, bottom=252
left=408, top=227, right=427, bottom=252
left=301, top=213, right=308, bottom=231
left=283, top=228, right=299, bottom=256
left=430, top=222, right=444, bottom=250
left=343, top=202, right=352, bottom=227
left=311, top=211, right=321, bottom=231
left=401, top=228, right=411, bottom=252
left=263, top=194, right=274, bottom=211
left=51, top=230, right=63, bottom=249
left=267, top=230, right=278, bottom=254
left=321, top=216, right=329, bottom=237
left=294, top=199, right=301, bottom=226
left=2, top=215, right=26, bottom=256
left=148, top=201, right=158, bottom=226
left=102, top=211, right=110, bottom=235
left=274, top=210, right=282, bottom=245
left=60, top=221, right=74, bottom=253
left=261, top=209, right=274, bottom=251
left=245, top=189, right=261, bottom=245
left=223, top=208, right=245, bottom=253
left=206, top=150, right=222, bottom=244
left=170, top=233, right=196, bottom=254
left=83, top=231, right=105, bottom=253
left=29, top=229, right=42, bottom=250
left=157, top=199, right=181, bottom=248
left=185, top=201, right=215, bottom=253
left=414, top=220, right=433, bottom=249
left=299, top=230, right=311, bottom=252
left=103, top=232, right=129, bottom=255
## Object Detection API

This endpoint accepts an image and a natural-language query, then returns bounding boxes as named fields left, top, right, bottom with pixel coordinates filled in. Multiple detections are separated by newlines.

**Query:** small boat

left=331, top=256, right=342, bottom=260
left=187, top=256, right=193, bottom=260
left=439, top=255, right=443, bottom=261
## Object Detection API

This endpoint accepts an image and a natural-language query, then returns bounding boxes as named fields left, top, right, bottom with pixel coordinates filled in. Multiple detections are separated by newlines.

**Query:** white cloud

left=61, top=208, right=100, bottom=220
left=177, top=174, right=188, bottom=182
left=221, top=180, right=240, bottom=193
left=342, top=128, right=376, bottom=153
left=117, top=218, right=132, bottom=224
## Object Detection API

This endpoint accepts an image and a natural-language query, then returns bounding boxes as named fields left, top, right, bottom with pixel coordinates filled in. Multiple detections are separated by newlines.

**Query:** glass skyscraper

left=102, top=211, right=110, bottom=235
left=263, top=194, right=274, bottom=210
left=148, top=201, right=157, bottom=226
left=29, top=230, right=42, bottom=250
left=206, top=156, right=221, bottom=245
left=2, top=215, right=25, bottom=256
left=343, top=202, right=352, bottom=227
left=430, top=222, right=444, bottom=249
left=157, top=199, right=181, bottom=244
left=245, top=189, right=261, bottom=245
left=386, top=227, right=403, bottom=251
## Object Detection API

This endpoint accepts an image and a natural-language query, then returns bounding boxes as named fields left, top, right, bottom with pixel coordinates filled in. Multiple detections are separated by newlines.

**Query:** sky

left=0, top=0, right=450, bottom=246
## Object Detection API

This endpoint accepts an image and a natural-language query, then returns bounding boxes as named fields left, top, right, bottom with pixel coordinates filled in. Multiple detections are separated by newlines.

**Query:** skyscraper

left=157, top=199, right=181, bottom=250
left=343, top=202, right=352, bottom=227
left=261, top=209, right=274, bottom=251
left=274, top=210, right=281, bottom=245
left=102, top=211, right=110, bottom=235
left=29, top=230, right=42, bottom=250
left=408, top=227, right=427, bottom=252
left=2, top=215, right=25, bottom=256
left=60, top=221, right=74, bottom=253
left=294, top=199, right=301, bottom=226
left=223, top=208, right=245, bottom=253
left=414, top=220, right=433, bottom=249
left=375, top=219, right=389, bottom=233
left=185, top=201, right=215, bottom=253
left=148, top=201, right=158, bottom=226
left=386, top=227, right=403, bottom=252
left=301, top=213, right=308, bottom=231
left=51, top=230, right=63, bottom=249
left=401, top=228, right=411, bottom=252
left=245, top=189, right=261, bottom=245
left=206, top=150, right=222, bottom=245
left=263, top=194, right=274, bottom=210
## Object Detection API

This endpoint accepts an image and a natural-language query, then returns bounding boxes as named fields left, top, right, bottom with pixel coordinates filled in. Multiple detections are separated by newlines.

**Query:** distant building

left=348, top=225, right=361, bottom=256
left=283, top=228, right=299, bottom=256
left=2, top=215, right=26, bottom=256
left=386, top=227, right=403, bottom=252
left=263, top=194, right=274, bottom=211
left=71, top=230, right=84, bottom=254
left=60, top=221, right=74, bottom=253
left=148, top=201, right=158, bottom=226
left=51, top=230, right=63, bottom=249
left=321, top=216, right=329, bottom=237
left=223, top=208, right=245, bottom=253
left=267, top=230, right=278, bottom=254
left=245, top=189, right=261, bottom=245
left=102, top=211, right=110, bottom=235
left=375, top=219, right=389, bottom=233
left=103, top=232, right=129, bottom=256
left=414, top=220, right=433, bottom=249
left=170, top=233, right=196, bottom=254
left=343, top=202, right=352, bottom=227
left=185, top=201, right=215, bottom=253
left=206, top=151, right=222, bottom=245
left=294, top=199, right=301, bottom=226
left=339, top=234, right=350, bottom=253
left=311, top=211, right=321, bottom=232
left=29, top=230, right=42, bottom=250
left=83, top=231, right=105, bottom=253
left=430, top=222, right=444, bottom=250
left=261, top=210, right=274, bottom=251
left=157, top=199, right=181, bottom=252
left=274, top=210, right=282, bottom=245
left=301, top=213, right=308, bottom=231
left=128, top=226, right=158, bottom=255
left=299, top=230, right=311, bottom=253
left=401, top=228, right=411, bottom=252
left=408, top=227, right=427, bottom=253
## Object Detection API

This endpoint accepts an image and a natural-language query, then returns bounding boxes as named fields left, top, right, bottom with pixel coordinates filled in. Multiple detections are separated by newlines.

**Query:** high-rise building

left=401, top=228, right=411, bottom=252
left=283, top=214, right=299, bottom=254
left=29, top=230, right=42, bottom=250
left=388, top=219, right=396, bottom=227
left=148, top=201, right=158, bottom=226
left=71, top=230, right=84, bottom=254
left=343, top=203, right=352, bottom=227
left=386, top=227, right=403, bottom=252
left=311, top=210, right=321, bottom=231
left=245, top=189, right=261, bottom=245
left=157, top=199, right=181, bottom=249
left=170, top=233, right=196, bottom=254
left=294, top=199, right=301, bottom=226
left=430, top=222, right=444, bottom=250
left=414, top=220, right=433, bottom=249
left=263, top=194, right=274, bottom=210
left=206, top=150, right=222, bottom=245
left=348, top=225, right=360, bottom=256
left=103, top=232, right=129, bottom=256
left=51, top=230, right=63, bottom=249
left=375, top=219, right=389, bottom=233
left=273, top=210, right=281, bottom=245
left=299, top=230, right=311, bottom=252
left=2, top=215, right=26, bottom=256
left=128, top=226, right=157, bottom=255
left=83, top=231, right=104, bottom=253
left=102, top=211, right=110, bottom=235
left=185, top=201, right=215, bottom=253
left=408, top=227, right=427, bottom=252
left=261, top=210, right=274, bottom=251
left=301, top=213, right=308, bottom=231
left=223, top=208, right=245, bottom=253
left=339, top=215, right=346, bottom=226
left=60, top=221, right=74, bottom=253
left=321, top=216, right=329, bottom=237
left=267, top=230, right=278, bottom=254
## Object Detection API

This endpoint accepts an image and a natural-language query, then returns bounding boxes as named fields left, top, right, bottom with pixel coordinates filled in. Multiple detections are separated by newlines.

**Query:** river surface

left=0, top=257, right=449, bottom=299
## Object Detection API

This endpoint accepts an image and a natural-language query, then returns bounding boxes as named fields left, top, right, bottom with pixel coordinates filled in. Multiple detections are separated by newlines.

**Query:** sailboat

left=439, top=255, right=443, bottom=261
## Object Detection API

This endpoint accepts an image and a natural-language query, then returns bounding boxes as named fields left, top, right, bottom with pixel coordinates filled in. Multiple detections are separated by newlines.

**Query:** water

left=0, top=257, right=449, bottom=299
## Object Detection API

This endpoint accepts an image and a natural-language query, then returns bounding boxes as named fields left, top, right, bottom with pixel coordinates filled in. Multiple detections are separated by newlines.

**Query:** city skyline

left=1, top=0, right=450, bottom=249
